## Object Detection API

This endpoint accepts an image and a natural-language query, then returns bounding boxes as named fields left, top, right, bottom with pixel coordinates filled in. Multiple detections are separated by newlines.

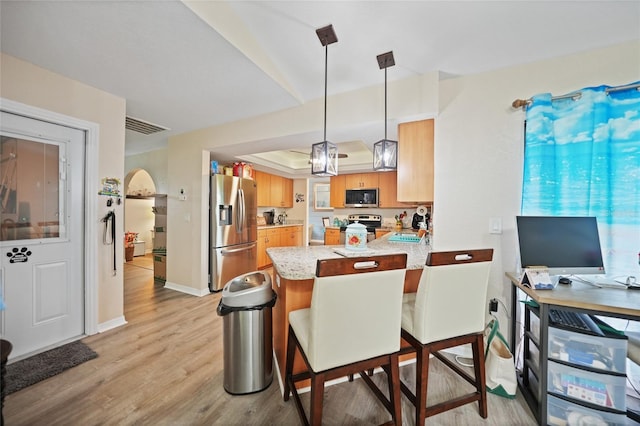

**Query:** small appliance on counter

left=263, top=209, right=275, bottom=225
left=411, top=205, right=430, bottom=230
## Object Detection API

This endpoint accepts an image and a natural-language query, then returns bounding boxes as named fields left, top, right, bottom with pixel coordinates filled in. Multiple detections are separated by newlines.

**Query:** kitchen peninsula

left=266, top=234, right=430, bottom=388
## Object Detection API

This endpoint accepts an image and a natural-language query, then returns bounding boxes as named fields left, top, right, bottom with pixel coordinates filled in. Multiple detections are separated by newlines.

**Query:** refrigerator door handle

left=221, top=243, right=256, bottom=254
left=237, top=188, right=245, bottom=232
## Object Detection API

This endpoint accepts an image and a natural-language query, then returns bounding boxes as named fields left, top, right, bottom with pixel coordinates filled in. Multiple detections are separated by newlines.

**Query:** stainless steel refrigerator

left=210, top=174, right=257, bottom=292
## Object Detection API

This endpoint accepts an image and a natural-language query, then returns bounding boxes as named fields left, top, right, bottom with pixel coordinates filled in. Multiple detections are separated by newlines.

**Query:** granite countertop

left=267, top=233, right=430, bottom=280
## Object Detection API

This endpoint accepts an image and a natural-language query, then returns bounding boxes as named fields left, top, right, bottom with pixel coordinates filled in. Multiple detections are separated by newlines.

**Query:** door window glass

left=0, top=136, right=65, bottom=241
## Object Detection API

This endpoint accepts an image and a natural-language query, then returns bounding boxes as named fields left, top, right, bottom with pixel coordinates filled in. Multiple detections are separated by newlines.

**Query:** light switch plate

left=490, top=217, right=502, bottom=234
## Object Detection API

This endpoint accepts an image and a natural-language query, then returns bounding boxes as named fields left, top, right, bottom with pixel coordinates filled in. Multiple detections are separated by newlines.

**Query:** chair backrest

left=307, top=253, right=407, bottom=372
left=411, top=249, right=493, bottom=344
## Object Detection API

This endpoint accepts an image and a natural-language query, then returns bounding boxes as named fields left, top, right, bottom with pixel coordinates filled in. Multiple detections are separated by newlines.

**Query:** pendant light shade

left=373, top=51, right=398, bottom=171
left=311, top=141, right=338, bottom=176
left=373, top=139, right=397, bottom=170
left=311, top=24, right=339, bottom=177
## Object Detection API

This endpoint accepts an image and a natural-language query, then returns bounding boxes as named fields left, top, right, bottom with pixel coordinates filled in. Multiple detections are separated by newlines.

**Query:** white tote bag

left=484, top=319, right=517, bottom=398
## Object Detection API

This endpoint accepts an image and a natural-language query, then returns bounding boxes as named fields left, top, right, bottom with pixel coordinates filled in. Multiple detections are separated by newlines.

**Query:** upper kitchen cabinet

left=271, top=175, right=293, bottom=208
left=255, top=171, right=271, bottom=206
left=344, top=173, right=378, bottom=189
left=281, top=177, right=293, bottom=208
left=378, top=171, right=418, bottom=208
left=397, top=119, right=434, bottom=202
left=329, top=175, right=345, bottom=208
left=255, top=170, right=293, bottom=208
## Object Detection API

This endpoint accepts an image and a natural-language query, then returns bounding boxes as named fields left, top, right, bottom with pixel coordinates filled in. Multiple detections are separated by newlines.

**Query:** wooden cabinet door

left=294, top=226, right=302, bottom=246
left=378, top=171, right=418, bottom=208
left=270, top=175, right=283, bottom=207
left=258, top=228, right=280, bottom=268
left=280, top=226, right=302, bottom=247
left=378, top=171, right=398, bottom=208
left=329, top=175, right=345, bottom=208
left=257, top=229, right=268, bottom=268
left=281, top=177, right=293, bottom=208
left=324, top=228, right=340, bottom=245
left=397, top=119, right=434, bottom=202
left=344, top=173, right=362, bottom=189
left=255, top=171, right=271, bottom=207
left=280, top=226, right=291, bottom=247
left=360, top=172, right=379, bottom=188
left=345, top=173, right=379, bottom=189
left=375, top=229, right=391, bottom=239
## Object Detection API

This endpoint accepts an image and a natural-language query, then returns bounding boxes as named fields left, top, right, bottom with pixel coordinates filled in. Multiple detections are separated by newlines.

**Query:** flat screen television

left=516, top=216, right=605, bottom=276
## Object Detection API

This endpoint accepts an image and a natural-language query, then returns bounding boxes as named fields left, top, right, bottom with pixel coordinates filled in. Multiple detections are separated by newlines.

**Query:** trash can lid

left=221, top=271, right=273, bottom=308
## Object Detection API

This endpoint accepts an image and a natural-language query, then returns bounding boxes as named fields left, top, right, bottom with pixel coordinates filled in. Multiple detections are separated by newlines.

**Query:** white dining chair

left=400, top=248, right=494, bottom=425
left=283, top=253, right=408, bottom=425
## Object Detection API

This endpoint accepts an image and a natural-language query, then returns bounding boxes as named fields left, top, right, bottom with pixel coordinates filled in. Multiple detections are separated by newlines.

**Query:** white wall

left=124, top=198, right=154, bottom=253
left=434, top=40, right=640, bottom=325
left=125, top=149, right=169, bottom=194
left=1, top=52, right=127, bottom=326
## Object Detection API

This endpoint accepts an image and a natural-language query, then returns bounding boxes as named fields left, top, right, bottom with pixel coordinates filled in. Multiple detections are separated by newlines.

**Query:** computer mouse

left=558, top=277, right=572, bottom=285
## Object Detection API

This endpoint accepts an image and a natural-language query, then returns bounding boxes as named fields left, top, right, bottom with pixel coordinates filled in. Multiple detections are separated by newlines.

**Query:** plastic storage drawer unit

left=547, top=360, right=627, bottom=411
left=548, top=324, right=627, bottom=373
left=547, top=394, right=628, bottom=426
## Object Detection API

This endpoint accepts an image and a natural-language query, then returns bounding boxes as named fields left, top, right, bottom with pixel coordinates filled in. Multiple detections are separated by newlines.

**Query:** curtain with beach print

left=521, top=82, right=640, bottom=276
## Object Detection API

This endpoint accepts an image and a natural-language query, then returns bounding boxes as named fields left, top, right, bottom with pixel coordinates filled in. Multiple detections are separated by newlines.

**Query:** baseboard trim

left=97, top=316, right=127, bottom=333
left=164, top=281, right=211, bottom=297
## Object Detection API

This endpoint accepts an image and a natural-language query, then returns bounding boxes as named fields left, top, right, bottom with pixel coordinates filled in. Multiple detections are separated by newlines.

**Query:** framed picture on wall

left=314, top=183, right=332, bottom=211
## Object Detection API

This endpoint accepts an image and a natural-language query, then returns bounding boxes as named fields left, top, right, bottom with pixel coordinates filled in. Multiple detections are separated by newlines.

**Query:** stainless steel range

left=339, top=214, right=382, bottom=244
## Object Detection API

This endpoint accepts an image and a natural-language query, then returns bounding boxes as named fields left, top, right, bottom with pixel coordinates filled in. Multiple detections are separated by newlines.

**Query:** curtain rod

left=511, top=82, right=640, bottom=109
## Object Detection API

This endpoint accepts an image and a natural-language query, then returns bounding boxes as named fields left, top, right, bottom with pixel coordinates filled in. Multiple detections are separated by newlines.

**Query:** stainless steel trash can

left=217, top=271, right=277, bottom=394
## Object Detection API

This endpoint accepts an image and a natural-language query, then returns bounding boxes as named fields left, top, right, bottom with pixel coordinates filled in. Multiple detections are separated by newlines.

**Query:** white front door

left=0, top=111, right=85, bottom=359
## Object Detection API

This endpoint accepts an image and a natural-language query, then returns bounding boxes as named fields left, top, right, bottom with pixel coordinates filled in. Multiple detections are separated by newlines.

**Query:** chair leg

left=472, top=334, right=488, bottom=418
left=387, top=353, right=402, bottom=426
left=415, top=345, right=430, bottom=426
left=283, top=325, right=297, bottom=402
left=309, top=371, right=326, bottom=426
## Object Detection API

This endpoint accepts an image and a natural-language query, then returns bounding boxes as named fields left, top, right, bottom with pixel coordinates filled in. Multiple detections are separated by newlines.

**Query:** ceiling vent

left=125, top=116, right=170, bottom=135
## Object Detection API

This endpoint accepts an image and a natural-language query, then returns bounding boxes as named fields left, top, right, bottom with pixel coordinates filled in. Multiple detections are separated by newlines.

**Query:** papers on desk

left=520, top=267, right=555, bottom=290
left=573, top=275, right=630, bottom=289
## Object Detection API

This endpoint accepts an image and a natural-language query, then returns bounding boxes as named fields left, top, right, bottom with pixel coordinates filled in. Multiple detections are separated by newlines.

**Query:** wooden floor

left=4, top=254, right=537, bottom=425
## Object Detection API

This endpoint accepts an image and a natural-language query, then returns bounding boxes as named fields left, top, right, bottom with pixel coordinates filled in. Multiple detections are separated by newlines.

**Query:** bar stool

left=399, top=249, right=493, bottom=425
left=283, top=253, right=407, bottom=425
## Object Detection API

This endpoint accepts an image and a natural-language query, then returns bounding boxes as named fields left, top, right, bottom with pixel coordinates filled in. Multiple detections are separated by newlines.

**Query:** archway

left=123, top=168, right=157, bottom=264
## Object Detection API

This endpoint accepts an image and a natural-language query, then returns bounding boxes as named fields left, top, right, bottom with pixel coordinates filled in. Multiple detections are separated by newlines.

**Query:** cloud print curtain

left=521, top=82, right=640, bottom=275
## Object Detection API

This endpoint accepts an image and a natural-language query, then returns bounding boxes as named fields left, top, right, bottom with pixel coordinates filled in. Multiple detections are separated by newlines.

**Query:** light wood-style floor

left=4, top=254, right=537, bottom=425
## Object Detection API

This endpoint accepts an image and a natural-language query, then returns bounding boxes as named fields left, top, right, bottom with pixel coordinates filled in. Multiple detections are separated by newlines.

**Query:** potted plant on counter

left=394, top=211, right=407, bottom=232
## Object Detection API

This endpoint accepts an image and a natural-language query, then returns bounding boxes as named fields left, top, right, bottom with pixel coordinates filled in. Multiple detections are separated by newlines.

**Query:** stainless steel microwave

left=345, top=188, right=378, bottom=208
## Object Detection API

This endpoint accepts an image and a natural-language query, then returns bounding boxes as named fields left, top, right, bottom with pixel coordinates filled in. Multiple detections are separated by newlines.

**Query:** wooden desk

left=506, top=272, right=640, bottom=424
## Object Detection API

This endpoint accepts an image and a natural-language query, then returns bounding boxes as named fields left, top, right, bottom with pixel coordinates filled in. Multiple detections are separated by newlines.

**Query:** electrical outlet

left=489, top=298, right=498, bottom=313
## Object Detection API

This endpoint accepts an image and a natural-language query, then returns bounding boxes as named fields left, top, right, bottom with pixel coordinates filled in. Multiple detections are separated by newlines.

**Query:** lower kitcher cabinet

left=257, top=225, right=303, bottom=269
left=324, top=228, right=340, bottom=245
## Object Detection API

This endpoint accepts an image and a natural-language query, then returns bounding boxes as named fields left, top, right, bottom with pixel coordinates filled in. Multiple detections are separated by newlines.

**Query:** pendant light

left=373, top=51, right=398, bottom=171
left=311, top=24, right=338, bottom=177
